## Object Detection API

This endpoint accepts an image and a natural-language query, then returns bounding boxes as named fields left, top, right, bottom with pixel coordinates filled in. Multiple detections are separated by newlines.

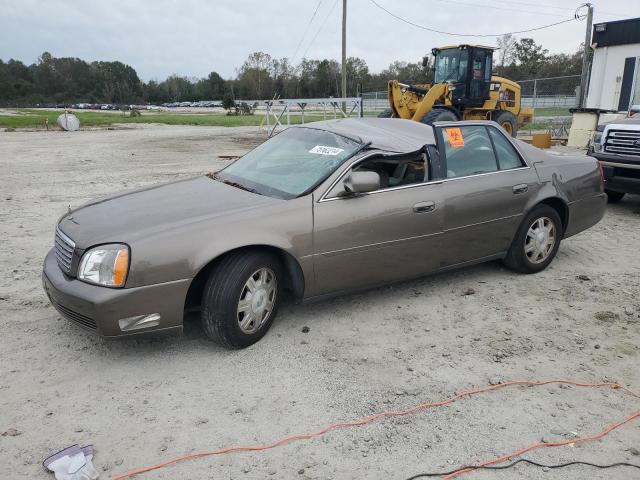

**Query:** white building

left=586, top=17, right=640, bottom=112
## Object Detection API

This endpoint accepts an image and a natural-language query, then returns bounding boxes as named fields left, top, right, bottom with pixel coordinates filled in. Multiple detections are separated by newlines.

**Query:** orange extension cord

left=111, top=380, right=640, bottom=480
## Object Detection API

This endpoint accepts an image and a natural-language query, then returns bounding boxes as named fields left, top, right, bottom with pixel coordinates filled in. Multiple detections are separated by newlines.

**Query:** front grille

left=604, top=130, right=640, bottom=156
left=55, top=227, right=75, bottom=274
left=51, top=299, right=97, bottom=330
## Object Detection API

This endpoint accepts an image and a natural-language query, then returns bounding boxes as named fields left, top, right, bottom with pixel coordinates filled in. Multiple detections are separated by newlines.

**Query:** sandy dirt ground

left=1, top=125, right=639, bottom=480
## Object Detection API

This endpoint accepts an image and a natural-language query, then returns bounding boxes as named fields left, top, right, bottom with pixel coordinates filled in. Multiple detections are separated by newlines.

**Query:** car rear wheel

left=201, top=250, right=282, bottom=349
left=503, top=205, right=563, bottom=274
left=605, top=190, right=625, bottom=203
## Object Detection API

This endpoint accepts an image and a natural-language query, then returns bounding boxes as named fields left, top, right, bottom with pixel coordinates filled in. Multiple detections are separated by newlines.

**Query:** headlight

left=78, top=244, right=129, bottom=287
left=592, top=131, right=602, bottom=144
left=591, top=131, right=603, bottom=152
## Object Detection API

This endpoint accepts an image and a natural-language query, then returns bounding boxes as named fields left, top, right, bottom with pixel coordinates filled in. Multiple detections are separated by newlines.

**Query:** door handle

left=512, top=184, right=528, bottom=194
left=413, top=201, right=436, bottom=213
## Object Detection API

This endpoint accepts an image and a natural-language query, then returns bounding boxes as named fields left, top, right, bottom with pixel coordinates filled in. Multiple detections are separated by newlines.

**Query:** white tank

left=57, top=112, right=80, bottom=131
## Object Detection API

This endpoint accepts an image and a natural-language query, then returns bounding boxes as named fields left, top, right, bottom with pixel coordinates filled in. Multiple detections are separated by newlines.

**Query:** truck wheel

left=201, top=250, right=282, bottom=349
left=493, top=110, right=518, bottom=137
left=605, top=190, right=625, bottom=203
left=378, top=109, right=394, bottom=118
left=420, top=108, right=458, bottom=125
left=503, top=205, right=563, bottom=274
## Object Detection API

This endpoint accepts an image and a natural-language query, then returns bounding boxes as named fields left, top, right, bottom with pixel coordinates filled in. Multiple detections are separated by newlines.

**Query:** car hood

left=57, top=176, right=279, bottom=248
left=604, top=115, right=640, bottom=126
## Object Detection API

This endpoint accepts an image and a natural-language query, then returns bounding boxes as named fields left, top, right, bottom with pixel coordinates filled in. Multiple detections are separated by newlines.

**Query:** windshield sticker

left=445, top=127, right=465, bottom=148
left=309, top=145, right=345, bottom=156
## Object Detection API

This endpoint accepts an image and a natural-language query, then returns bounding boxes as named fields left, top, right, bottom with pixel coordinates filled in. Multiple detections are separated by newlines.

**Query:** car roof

left=294, top=118, right=436, bottom=153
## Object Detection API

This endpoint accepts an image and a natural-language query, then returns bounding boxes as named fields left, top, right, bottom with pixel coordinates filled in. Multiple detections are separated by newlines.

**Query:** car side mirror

left=343, top=171, right=380, bottom=195
left=422, top=55, right=429, bottom=67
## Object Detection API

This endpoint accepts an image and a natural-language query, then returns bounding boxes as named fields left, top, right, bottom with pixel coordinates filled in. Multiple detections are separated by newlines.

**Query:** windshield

left=215, top=127, right=363, bottom=199
left=433, top=49, right=468, bottom=84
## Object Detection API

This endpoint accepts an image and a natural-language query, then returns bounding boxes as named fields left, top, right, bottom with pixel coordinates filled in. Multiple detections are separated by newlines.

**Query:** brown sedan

left=42, top=119, right=606, bottom=348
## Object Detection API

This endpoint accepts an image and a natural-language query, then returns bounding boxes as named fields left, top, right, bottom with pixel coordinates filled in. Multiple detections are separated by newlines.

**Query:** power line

left=291, top=0, right=324, bottom=64
left=495, top=0, right=578, bottom=12
left=505, top=1, right=629, bottom=18
left=440, top=0, right=630, bottom=19
left=301, top=0, right=340, bottom=59
left=367, top=0, right=580, bottom=38
left=432, top=0, right=568, bottom=18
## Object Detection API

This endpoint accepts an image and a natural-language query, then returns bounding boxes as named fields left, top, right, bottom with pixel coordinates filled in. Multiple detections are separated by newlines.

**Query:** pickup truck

left=588, top=115, right=640, bottom=202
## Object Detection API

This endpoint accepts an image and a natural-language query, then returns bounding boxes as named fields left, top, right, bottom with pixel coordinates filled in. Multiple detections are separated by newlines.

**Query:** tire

left=605, top=190, right=625, bottom=203
left=493, top=110, right=518, bottom=137
left=201, top=250, right=283, bottom=349
left=503, top=205, right=563, bottom=274
left=420, top=108, right=458, bottom=125
left=377, top=108, right=394, bottom=118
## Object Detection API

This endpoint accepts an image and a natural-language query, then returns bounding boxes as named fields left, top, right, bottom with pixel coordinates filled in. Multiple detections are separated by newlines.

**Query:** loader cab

left=431, top=45, right=493, bottom=109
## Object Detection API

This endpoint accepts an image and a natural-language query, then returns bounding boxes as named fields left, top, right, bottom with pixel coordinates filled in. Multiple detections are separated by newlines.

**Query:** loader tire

left=378, top=109, right=394, bottom=118
left=493, top=110, right=518, bottom=137
left=420, top=108, right=458, bottom=125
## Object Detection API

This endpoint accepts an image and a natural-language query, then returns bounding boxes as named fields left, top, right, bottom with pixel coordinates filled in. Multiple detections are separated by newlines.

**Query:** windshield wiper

left=207, top=172, right=259, bottom=194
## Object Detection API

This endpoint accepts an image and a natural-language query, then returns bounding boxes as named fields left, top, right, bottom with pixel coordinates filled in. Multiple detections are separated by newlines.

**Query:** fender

left=127, top=196, right=314, bottom=289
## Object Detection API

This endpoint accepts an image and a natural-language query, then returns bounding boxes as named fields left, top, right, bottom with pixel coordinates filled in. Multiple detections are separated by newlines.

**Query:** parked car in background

left=588, top=114, right=640, bottom=202
left=42, top=119, right=606, bottom=349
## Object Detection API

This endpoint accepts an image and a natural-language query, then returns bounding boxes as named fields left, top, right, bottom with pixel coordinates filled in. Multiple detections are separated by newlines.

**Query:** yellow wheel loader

left=379, top=45, right=533, bottom=137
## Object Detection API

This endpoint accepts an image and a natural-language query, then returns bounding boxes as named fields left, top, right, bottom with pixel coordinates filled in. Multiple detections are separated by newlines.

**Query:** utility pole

left=579, top=3, right=594, bottom=108
left=341, top=0, right=347, bottom=104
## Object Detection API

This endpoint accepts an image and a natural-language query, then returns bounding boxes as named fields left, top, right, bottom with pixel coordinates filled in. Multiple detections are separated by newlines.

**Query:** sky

left=2, top=0, right=640, bottom=81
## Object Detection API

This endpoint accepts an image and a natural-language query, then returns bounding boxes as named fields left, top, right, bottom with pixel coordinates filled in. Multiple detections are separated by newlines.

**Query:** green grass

left=0, top=107, right=571, bottom=130
left=532, top=107, right=571, bottom=117
left=0, top=109, right=327, bottom=129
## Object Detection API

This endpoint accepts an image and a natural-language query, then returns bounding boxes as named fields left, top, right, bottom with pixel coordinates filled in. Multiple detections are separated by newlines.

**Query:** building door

left=618, top=57, right=637, bottom=111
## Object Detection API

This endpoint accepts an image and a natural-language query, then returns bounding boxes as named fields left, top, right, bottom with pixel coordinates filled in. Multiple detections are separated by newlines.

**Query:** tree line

left=0, top=36, right=584, bottom=106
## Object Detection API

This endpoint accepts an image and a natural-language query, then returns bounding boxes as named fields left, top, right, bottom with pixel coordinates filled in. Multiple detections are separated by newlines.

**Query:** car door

left=435, top=124, right=539, bottom=267
left=311, top=153, right=444, bottom=296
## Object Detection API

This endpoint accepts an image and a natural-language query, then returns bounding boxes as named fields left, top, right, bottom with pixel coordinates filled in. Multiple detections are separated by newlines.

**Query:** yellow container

left=532, top=133, right=552, bottom=149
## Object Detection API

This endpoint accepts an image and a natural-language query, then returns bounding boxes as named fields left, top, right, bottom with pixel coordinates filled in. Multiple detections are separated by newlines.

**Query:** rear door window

left=440, top=125, right=498, bottom=178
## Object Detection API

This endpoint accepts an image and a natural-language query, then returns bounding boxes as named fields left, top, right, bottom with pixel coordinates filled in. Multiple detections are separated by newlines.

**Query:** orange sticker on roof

left=445, top=127, right=465, bottom=148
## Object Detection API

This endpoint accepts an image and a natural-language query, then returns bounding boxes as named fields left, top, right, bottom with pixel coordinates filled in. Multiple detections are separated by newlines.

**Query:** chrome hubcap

left=525, top=217, right=556, bottom=264
left=237, top=267, right=277, bottom=333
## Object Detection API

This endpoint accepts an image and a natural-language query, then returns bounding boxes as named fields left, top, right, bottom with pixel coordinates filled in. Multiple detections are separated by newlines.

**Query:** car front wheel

left=201, top=250, right=282, bottom=348
left=503, top=205, right=563, bottom=274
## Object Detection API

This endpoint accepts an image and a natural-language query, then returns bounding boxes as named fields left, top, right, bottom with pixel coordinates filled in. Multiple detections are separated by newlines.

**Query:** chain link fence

left=362, top=75, right=581, bottom=135
left=361, top=91, right=390, bottom=115
left=518, top=75, right=580, bottom=110
left=517, top=75, right=580, bottom=136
